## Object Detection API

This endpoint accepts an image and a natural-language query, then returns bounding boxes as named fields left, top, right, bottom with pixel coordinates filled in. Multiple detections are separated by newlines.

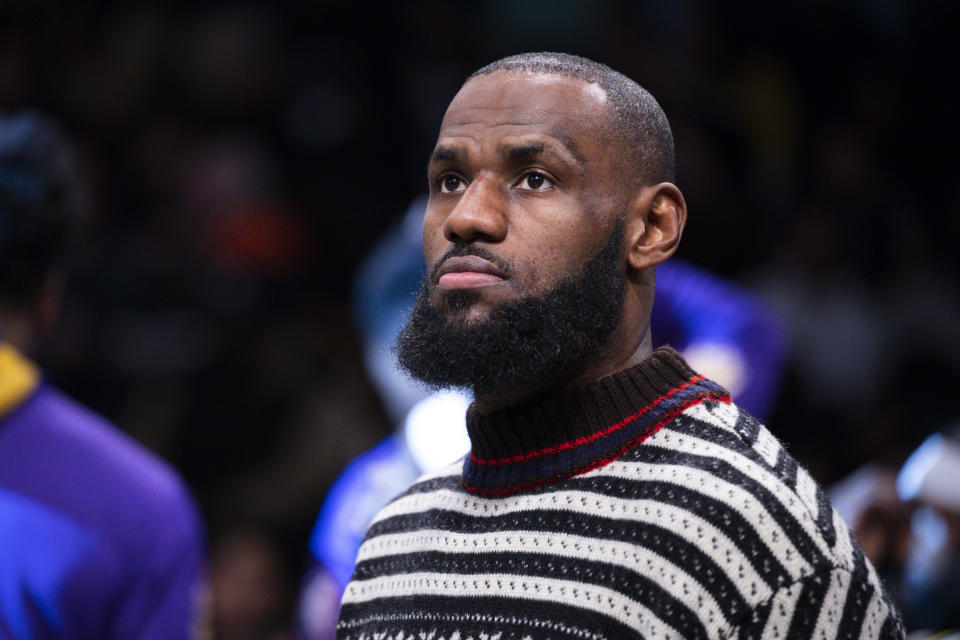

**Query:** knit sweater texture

left=336, top=347, right=904, bottom=639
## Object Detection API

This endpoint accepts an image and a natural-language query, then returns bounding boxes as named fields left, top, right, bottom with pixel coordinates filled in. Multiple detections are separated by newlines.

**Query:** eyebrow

left=500, top=137, right=584, bottom=172
left=428, top=135, right=585, bottom=170
left=504, top=142, right=545, bottom=159
left=430, top=146, right=458, bottom=162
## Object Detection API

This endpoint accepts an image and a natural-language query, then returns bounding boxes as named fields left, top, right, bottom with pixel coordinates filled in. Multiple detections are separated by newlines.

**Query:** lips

left=434, top=255, right=507, bottom=290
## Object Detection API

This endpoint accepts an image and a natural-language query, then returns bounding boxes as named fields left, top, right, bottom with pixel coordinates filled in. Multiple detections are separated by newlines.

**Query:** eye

left=517, top=171, right=554, bottom=192
left=438, top=174, right=467, bottom=193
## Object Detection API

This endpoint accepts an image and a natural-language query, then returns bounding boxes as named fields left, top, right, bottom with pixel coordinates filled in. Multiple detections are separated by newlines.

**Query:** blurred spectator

left=210, top=525, right=292, bottom=640
left=0, top=111, right=207, bottom=639
left=897, top=429, right=960, bottom=632
left=752, top=209, right=885, bottom=415
left=830, top=466, right=913, bottom=607
left=834, top=428, right=960, bottom=634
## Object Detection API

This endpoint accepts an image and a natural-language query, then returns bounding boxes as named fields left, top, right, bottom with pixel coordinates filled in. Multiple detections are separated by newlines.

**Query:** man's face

left=422, top=71, right=626, bottom=323
left=394, top=72, right=632, bottom=398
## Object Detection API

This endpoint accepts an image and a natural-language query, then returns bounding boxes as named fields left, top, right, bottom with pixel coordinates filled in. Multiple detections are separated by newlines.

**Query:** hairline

left=464, top=56, right=674, bottom=187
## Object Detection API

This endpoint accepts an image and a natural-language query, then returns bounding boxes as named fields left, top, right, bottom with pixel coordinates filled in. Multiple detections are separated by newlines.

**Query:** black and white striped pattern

left=337, top=399, right=904, bottom=640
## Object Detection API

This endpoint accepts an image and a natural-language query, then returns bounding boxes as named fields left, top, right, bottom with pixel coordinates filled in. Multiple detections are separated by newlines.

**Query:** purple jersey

left=0, top=343, right=207, bottom=640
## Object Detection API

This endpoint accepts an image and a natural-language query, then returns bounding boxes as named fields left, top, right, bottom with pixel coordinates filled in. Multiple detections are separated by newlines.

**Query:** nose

left=442, top=177, right=507, bottom=244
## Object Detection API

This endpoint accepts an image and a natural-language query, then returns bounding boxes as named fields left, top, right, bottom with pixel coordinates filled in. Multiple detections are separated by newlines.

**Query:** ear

left=624, top=182, right=687, bottom=271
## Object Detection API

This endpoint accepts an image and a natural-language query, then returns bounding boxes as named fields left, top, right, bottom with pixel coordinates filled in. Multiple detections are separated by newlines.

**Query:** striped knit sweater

left=336, top=347, right=904, bottom=640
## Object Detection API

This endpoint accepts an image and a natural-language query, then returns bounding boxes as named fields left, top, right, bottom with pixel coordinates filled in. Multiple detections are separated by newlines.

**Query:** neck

left=473, top=324, right=653, bottom=415
left=462, top=346, right=729, bottom=496
left=567, top=326, right=653, bottom=390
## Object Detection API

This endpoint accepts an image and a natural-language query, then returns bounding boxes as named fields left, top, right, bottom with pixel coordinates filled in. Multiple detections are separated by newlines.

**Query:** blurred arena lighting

left=402, top=390, right=471, bottom=473
left=897, top=432, right=960, bottom=512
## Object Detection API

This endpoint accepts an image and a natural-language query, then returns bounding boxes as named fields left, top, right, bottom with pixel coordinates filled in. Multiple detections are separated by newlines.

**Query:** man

left=0, top=112, right=207, bottom=639
left=335, top=53, right=904, bottom=639
left=299, top=196, right=787, bottom=639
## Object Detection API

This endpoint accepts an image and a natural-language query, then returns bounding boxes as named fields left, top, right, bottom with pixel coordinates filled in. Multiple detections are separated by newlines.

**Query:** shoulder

left=649, top=399, right=854, bottom=565
left=634, top=399, right=903, bottom=637
left=384, top=457, right=466, bottom=507
left=0, top=384, right=206, bottom=636
left=360, top=458, right=467, bottom=536
left=4, top=384, right=202, bottom=545
left=724, top=561, right=905, bottom=640
left=308, top=435, right=422, bottom=585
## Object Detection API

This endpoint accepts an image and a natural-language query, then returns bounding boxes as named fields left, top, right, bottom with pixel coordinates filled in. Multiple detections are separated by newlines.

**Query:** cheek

left=515, top=224, right=602, bottom=288
left=510, top=243, right=579, bottom=295
left=421, top=216, right=447, bottom=270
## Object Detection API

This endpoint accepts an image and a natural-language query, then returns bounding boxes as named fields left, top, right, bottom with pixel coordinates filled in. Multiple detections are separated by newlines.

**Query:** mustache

left=428, top=243, right=514, bottom=282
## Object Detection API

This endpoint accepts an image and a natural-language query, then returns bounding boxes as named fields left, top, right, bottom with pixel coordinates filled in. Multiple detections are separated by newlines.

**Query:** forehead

left=437, top=72, right=611, bottom=148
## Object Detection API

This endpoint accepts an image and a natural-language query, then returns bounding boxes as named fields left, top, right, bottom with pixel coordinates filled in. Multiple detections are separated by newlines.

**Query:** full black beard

left=395, top=219, right=626, bottom=397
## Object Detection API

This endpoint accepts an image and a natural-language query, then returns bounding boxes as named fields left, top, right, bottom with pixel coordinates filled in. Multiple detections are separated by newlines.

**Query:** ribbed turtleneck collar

left=462, top=346, right=730, bottom=496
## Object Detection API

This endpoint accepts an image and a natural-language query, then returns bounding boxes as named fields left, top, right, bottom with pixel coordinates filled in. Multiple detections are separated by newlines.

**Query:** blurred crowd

left=1, top=1, right=958, bottom=638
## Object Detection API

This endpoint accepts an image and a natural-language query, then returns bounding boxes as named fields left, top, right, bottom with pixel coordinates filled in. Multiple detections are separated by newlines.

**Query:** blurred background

left=2, top=0, right=958, bottom=637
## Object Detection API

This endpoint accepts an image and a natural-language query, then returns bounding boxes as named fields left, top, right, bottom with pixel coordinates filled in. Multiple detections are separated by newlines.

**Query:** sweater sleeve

left=725, top=564, right=905, bottom=640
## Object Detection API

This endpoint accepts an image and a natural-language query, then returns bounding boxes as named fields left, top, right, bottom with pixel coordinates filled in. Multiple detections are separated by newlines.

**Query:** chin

left=435, top=288, right=480, bottom=314
left=438, top=284, right=528, bottom=316
left=440, top=301, right=493, bottom=327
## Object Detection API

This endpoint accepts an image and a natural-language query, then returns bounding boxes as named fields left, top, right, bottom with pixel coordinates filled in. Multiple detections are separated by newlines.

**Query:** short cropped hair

left=467, top=52, right=675, bottom=186
left=0, top=112, right=85, bottom=305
